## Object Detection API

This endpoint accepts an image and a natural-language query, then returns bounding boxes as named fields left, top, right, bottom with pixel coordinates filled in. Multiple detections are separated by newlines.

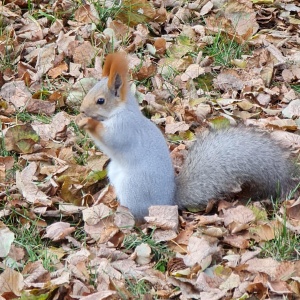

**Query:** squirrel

left=78, top=52, right=297, bottom=221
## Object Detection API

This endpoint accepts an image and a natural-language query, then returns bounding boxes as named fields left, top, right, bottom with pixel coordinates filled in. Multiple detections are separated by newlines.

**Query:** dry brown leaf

left=73, top=41, right=97, bottom=67
left=36, top=44, right=56, bottom=78
left=214, top=70, right=244, bottom=92
left=23, top=261, right=50, bottom=287
left=82, top=204, right=113, bottom=226
left=173, top=227, right=194, bottom=246
left=282, top=67, right=300, bottom=82
left=84, top=217, right=119, bottom=243
left=16, top=162, right=51, bottom=205
left=80, top=291, right=117, bottom=300
left=252, top=223, right=275, bottom=241
left=48, top=62, right=68, bottom=78
left=274, top=261, right=296, bottom=281
left=181, top=64, right=205, bottom=81
left=180, top=236, right=219, bottom=267
left=0, top=268, right=24, bottom=296
left=268, top=280, right=292, bottom=294
left=0, top=156, right=14, bottom=170
left=282, top=99, right=300, bottom=119
left=43, top=222, right=75, bottom=241
left=0, top=222, right=14, bottom=257
left=224, top=1, right=259, bottom=38
left=196, top=214, right=223, bottom=225
left=8, top=245, right=25, bottom=262
left=152, top=229, right=178, bottom=242
left=49, top=111, right=71, bottom=140
left=223, top=206, right=255, bottom=227
left=17, top=18, right=43, bottom=41
left=201, top=227, right=226, bottom=238
left=223, top=233, right=250, bottom=249
left=74, top=3, right=100, bottom=24
left=165, top=121, right=190, bottom=134
left=114, top=206, right=135, bottom=230
left=145, top=205, right=179, bottom=230
left=245, top=257, right=280, bottom=280
left=154, top=38, right=166, bottom=55
left=26, top=99, right=56, bottom=116
left=0, top=81, right=32, bottom=108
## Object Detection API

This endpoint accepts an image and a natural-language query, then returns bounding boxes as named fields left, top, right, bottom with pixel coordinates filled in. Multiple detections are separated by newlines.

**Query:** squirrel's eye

left=96, top=98, right=105, bottom=105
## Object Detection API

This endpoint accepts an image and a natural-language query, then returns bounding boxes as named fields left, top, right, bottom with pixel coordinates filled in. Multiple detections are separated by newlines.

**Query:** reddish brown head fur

left=102, top=52, right=128, bottom=101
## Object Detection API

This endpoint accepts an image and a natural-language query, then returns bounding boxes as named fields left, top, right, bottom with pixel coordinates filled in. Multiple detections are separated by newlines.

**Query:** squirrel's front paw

left=78, top=117, right=99, bottom=131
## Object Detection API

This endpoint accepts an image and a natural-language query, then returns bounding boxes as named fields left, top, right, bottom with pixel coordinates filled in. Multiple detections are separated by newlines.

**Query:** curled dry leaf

left=252, top=223, right=275, bottom=242
left=223, top=205, right=255, bottom=227
left=114, top=206, right=135, bottom=230
left=84, top=215, right=119, bottom=243
left=219, top=272, right=241, bottom=291
left=267, top=280, right=292, bottom=294
left=181, top=64, right=205, bottom=82
left=36, top=44, right=56, bottom=77
left=74, top=3, right=100, bottom=24
left=145, top=205, right=179, bottom=231
left=82, top=204, right=113, bottom=226
left=43, top=222, right=75, bottom=241
left=223, top=233, right=250, bottom=249
left=16, top=162, right=51, bottom=205
left=180, top=236, right=219, bottom=267
left=0, top=81, right=32, bottom=108
left=23, top=261, right=50, bottom=287
left=152, top=229, right=178, bottom=242
left=48, top=62, right=68, bottom=78
left=165, top=119, right=190, bottom=134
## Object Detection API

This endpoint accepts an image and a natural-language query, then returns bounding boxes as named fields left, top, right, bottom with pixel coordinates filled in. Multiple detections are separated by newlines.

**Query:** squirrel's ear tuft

left=102, top=52, right=128, bottom=101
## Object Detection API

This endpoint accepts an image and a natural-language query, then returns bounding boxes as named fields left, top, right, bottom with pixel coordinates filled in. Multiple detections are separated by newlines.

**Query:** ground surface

left=1, top=0, right=300, bottom=299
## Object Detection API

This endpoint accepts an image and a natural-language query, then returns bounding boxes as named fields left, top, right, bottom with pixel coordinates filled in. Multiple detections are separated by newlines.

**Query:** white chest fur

left=107, top=160, right=124, bottom=193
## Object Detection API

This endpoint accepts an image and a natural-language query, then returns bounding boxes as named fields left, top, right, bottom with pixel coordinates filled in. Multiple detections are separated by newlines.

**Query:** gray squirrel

left=78, top=52, right=296, bottom=220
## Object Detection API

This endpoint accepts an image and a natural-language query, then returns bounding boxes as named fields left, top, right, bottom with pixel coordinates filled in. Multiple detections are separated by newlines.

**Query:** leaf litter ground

left=1, top=0, right=300, bottom=299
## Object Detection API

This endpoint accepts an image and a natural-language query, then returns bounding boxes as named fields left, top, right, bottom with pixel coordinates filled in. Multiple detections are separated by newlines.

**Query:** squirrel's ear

left=111, top=73, right=123, bottom=97
left=103, top=53, right=128, bottom=101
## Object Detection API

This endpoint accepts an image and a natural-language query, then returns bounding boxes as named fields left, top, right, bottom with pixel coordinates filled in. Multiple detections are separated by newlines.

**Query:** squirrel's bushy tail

left=175, top=127, right=298, bottom=210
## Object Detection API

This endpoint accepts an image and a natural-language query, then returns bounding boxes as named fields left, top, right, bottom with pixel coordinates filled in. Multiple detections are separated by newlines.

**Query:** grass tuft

left=123, top=229, right=174, bottom=272
left=203, top=32, right=250, bottom=67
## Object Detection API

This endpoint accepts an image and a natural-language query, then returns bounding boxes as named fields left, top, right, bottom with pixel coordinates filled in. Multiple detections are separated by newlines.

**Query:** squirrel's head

left=80, top=53, right=128, bottom=121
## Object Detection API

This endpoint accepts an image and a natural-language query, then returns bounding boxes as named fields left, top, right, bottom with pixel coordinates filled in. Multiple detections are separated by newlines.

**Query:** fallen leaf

left=74, top=3, right=100, bottom=24
left=0, top=222, right=14, bottom=257
left=43, top=222, right=75, bottom=241
left=0, top=268, right=24, bottom=296
left=16, top=162, right=51, bottom=205
left=145, top=205, right=179, bottom=231
left=4, top=124, right=40, bottom=154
